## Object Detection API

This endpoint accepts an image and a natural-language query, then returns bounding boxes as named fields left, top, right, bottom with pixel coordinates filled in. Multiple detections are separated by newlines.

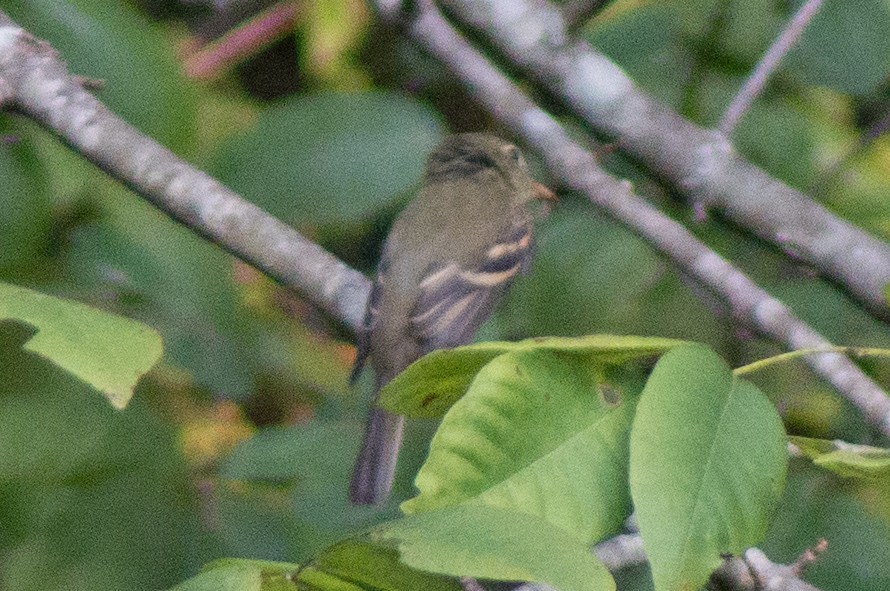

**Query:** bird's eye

left=503, top=145, right=526, bottom=168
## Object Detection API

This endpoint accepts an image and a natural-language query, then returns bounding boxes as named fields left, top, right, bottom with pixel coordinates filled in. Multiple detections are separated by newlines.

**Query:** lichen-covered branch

left=438, top=0, right=890, bottom=324
left=0, top=11, right=370, bottom=333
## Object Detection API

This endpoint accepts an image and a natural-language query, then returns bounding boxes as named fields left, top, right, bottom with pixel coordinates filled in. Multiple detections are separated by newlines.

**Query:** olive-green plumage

left=350, top=133, right=556, bottom=505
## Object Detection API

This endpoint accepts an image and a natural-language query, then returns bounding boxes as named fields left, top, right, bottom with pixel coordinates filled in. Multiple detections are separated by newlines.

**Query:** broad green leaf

left=402, top=350, right=643, bottom=545
left=168, top=566, right=262, bottom=591
left=214, top=92, right=442, bottom=225
left=4, top=0, right=197, bottom=151
left=306, top=539, right=461, bottom=591
left=375, top=505, right=614, bottom=591
left=380, top=334, right=683, bottom=419
left=629, top=344, right=787, bottom=591
left=790, top=436, right=890, bottom=481
left=0, top=282, right=162, bottom=408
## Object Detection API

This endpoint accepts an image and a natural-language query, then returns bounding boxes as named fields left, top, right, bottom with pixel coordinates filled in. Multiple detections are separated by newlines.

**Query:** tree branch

left=0, top=11, right=370, bottom=334
left=437, top=0, right=890, bottom=325
left=182, top=0, right=303, bottom=80
left=373, top=1, right=890, bottom=436
left=718, top=0, right=824, bottom=135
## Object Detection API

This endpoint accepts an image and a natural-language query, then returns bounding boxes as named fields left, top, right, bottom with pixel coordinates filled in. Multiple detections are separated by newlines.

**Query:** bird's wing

left=410, top=217, right=534, bottom=352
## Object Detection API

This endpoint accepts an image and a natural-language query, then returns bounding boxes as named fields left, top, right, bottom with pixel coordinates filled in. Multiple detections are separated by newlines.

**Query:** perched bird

left=350, top=133, right=557, bottom=505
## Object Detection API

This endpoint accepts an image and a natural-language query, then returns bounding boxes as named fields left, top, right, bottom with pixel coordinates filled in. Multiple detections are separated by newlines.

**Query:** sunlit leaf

left=791, top=436, right=890, bottom=481
left=168, top=559, right=301, bottom=591
left=379, top=334, right=683, bottom=419
left=307, top=539, right=461, bottom=591
left=168, top=565, right=262, bottom=591
left=0, top=282, right=162, bottom=408
left=375, top=505, right=614, bottom=591
left=402, top=350, right=642, bottom=545
left=630, top=344, right=787, bottom=591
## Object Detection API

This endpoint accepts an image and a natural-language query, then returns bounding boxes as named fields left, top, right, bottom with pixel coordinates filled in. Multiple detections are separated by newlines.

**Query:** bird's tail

left=349, top=406, right=405, bottom=505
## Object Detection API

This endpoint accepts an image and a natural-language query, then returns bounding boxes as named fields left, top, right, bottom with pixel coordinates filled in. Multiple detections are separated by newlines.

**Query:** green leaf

left=375, top=505, right=614, bottom=591
left=732, top=102, right=815, bottom=188
left=306, top=539, right=461, bottom=591
left=761, top=464, right=890, bottom=589
left=629, top=344, right=787, bottom=591
left=402, top=350, right=641, bottom=545
left=790, top=436, right=890, bottom=481
left=214, top=92, right=442, bottom=225
left=379, top=334, right=684, bottom=419
left=168, top=559, right=300, bottom=591
left=784, top=0, right=890, bottom=95
left=0, top=282, right=162, bottom=408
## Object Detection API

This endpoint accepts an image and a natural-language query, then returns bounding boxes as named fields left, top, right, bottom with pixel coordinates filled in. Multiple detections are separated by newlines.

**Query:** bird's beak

left=533, top=181, right=558, bottom=202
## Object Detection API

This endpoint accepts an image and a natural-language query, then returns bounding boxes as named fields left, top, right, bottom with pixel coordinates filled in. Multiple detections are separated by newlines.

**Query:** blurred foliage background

left=1, top=0, right=890, bottom=589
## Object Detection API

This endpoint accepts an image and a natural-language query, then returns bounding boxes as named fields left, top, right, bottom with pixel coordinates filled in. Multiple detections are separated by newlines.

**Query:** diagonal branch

left=372, top=1, right=890, bottom=435
left=437, top=0, right=890, bottom=325
left=0, top=12, right=370, bottom=334
left=719, top=0, right=825, bottom=135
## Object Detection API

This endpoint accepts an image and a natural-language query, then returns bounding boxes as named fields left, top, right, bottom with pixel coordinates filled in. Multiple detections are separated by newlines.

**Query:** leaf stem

left=734, top=346, right=890, bottom=376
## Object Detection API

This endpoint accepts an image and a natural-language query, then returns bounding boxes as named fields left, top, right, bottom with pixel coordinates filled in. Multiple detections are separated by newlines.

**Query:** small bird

left=349, top=133, right=557, bottom=505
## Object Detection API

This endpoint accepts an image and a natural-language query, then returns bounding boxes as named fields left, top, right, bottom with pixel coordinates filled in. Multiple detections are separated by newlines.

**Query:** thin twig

left=378, top=0, right=890, bottom=436
left=792, top=539, right=829, bottom=575
left=740, top=548, right=823, bottom=591
left=183, top=0, right=303, bottom=80
left=437, top=0, right=890, bottom=325
left=0, top=11, right=370, bottom=333
left=718, top=0, right=825, bottom=135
